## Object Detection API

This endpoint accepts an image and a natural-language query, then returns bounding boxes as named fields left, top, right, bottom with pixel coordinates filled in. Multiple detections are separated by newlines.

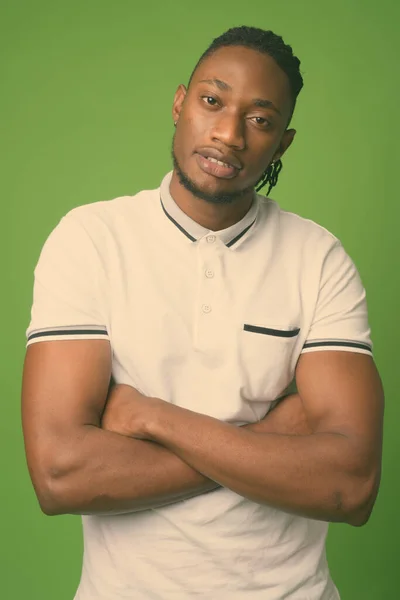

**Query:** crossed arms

left=21, top=338, right=384, bottom=526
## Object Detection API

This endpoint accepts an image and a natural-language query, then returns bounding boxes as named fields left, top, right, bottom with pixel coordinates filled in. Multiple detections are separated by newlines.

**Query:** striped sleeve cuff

left=26, top=325, right=109, bottom=346
left=301, top=338, right=372, bottom=356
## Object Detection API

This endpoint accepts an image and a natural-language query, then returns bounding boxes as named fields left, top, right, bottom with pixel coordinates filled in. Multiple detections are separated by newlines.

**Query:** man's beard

left=171, top=143, right=255, bottom=206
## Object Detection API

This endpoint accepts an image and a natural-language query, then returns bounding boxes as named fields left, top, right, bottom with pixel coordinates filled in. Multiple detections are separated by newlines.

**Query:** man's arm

left=140, top=352, right=384, bottom=526
left=21, top=339, right=218, bottom=515
left=21, top=340, right=310, bottom=516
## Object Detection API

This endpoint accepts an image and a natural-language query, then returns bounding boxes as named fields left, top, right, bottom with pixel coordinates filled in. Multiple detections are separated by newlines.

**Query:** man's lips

left=195, top=153, right=240, bottom=180
left=196, top=147, right=243, bottom=171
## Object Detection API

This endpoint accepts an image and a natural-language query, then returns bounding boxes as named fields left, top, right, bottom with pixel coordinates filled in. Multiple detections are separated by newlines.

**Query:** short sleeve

left=26, top=212, right=110, bottom=346
left=301, top=240, right=372, bottom=356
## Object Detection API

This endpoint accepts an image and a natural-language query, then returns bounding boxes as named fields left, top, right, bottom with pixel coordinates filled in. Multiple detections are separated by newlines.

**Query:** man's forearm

left=46, top=394, right=309, bottom=516
left=145, top=403, right=367, bottom=525
left=45, top=425, right=218, bottom=515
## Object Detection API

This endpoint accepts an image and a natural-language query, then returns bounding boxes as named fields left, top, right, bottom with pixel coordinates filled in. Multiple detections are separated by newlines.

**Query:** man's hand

left=101, top=384, right=162, bottom=438
left=102, top=384, right=312, bottom=439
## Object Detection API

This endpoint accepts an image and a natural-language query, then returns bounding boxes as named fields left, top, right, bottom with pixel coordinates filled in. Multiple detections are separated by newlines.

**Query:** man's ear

left=273, top=129, right=296, bottom=162
left=172, top=84, right=187, bottom=124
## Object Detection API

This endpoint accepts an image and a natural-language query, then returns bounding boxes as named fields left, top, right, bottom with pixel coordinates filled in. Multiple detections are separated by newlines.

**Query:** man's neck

left=169, top=171, right=254, bottom=232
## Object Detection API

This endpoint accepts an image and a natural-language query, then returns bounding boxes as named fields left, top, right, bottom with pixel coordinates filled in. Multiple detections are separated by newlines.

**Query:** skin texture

left=21, top=45, right=384, bottom=523
left=102, top=385, right=311, bottom=439
left=170, top=46, right=296, bottom=230
left=22, top=341, right=310, bottom=516
left=104, top=353, right=383, bottom=525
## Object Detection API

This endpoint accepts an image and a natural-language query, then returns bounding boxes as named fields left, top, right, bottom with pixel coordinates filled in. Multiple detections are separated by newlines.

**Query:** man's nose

left=211, top=113, right=246, bottom=150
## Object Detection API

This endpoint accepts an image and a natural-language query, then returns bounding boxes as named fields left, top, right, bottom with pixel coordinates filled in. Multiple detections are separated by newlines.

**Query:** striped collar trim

left=159, top=171, right=259, bottom=250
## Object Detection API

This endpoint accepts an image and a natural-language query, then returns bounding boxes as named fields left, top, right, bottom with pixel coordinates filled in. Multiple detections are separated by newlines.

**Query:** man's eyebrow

left=253, top=98, right=282, bottom=115
left=198, top=79, right=282, bottom=115
left=198, top=78, right=232, bottom=91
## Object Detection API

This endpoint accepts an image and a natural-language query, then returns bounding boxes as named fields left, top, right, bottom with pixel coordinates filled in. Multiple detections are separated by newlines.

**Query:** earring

left=174, top=121, right=177, bottom=126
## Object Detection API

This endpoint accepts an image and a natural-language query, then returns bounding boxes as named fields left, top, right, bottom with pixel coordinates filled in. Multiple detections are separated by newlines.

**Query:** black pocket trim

left=243, top=324, right=300, bottom=338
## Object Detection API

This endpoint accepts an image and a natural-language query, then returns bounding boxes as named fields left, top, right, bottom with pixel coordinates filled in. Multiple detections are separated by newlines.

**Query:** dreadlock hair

left=255, top=160, right=283, bottom=196
left=188, top=26, right=304, bottom=196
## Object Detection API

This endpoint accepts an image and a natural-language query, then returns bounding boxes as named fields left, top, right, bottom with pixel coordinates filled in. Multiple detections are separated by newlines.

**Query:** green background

left=2, top=0, right=399, bottom=598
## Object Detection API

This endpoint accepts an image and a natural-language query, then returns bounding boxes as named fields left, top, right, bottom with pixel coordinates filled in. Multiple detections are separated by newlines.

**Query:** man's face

left=172, top=45, right=296, bottom=204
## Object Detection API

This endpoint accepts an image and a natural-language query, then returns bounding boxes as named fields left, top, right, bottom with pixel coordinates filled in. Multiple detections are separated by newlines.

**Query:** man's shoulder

left=41, top=185, right=161, bottom=256
left=65, top=185, right=159, bottom=226
left=260, top=196, right=340, bottom=247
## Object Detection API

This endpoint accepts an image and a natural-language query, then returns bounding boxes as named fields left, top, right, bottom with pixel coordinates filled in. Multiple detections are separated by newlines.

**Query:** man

left=22, top=26, right=384, bottom=599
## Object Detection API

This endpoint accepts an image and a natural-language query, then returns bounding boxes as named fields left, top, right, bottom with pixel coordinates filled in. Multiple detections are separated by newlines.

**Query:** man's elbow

left=29, top=454, right=81, bottom=516
left=344, top=470, right=381, bottom=527
left=38, top=493, right=65, bottom=516
left=346, top=500, right=375, bottom=528
left=31, top=473, right=68, bottom=516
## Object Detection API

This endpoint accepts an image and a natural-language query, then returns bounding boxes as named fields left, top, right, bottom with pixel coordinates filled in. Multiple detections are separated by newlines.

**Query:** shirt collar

left=159, top=171, right=259, bottom=250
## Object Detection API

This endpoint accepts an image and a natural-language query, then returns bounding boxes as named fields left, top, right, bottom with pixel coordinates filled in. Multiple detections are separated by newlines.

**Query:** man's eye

left=202, top=96, right=218, bottom=106
left=253, top=117, right=268, bottom=126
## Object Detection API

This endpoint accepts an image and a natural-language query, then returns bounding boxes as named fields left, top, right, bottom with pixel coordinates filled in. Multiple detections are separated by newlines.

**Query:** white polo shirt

left=26, top=171, right=372, bottom=599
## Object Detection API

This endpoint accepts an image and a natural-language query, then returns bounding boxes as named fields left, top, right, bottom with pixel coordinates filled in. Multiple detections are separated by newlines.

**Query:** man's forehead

left=192, top=46, right=286, bottom=88
left=191, top=46, right=292, bottom=113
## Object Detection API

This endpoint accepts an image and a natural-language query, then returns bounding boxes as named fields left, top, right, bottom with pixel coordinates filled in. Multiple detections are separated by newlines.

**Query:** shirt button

left=202, top=304, right=212, bottom=313
left=205, top=269, right=214, bottom=278
left=206, top=235, right=216, bottom=243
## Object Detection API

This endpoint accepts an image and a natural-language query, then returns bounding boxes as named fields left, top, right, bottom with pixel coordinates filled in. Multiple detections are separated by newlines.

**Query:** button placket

left=193, top=236, right=221, bottom=351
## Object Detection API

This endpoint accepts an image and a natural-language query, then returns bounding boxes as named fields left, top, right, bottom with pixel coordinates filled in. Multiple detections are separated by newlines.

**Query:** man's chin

left=185, top=180, right=241, bottom=205
left=191, top=178, right=239, bottom=203
left=175, top=163, right=250, bottom=205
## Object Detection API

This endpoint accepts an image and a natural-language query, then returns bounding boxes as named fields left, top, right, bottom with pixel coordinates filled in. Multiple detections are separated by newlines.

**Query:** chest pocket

left=238, top=323, right=300, bottom=402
